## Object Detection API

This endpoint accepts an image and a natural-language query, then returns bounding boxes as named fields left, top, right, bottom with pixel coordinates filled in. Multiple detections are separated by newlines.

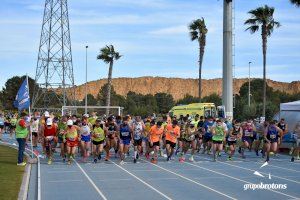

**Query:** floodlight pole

left=222, top=0, right=233, bottom=119
left=248, top=61, right=252, bottom=107
left=85, top=45, right=88, bottom=114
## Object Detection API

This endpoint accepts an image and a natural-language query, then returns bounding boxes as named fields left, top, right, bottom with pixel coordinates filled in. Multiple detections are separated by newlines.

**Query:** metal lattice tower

left=32, top=0, right=75, bottom=109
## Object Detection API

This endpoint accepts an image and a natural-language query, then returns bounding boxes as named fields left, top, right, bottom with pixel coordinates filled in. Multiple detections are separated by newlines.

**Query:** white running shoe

left=189, top=156, right=194, bottom=162
left=120, top=160, right=125, bottom=165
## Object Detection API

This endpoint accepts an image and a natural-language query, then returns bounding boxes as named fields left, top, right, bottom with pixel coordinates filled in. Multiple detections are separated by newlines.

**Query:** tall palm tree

left=97, top=45, right=121, bottom=116
left=244, top=5, right=280, bottom=118
left=189, top=18, right=208, bottom=102
left=290, top=0, right=300, bottom=7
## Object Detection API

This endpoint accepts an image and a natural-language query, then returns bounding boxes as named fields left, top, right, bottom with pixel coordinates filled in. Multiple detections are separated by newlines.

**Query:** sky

left=0, top=0, right=299, bottom=89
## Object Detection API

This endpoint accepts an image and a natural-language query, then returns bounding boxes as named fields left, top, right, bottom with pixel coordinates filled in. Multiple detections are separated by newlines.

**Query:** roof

left=280, top=100, right=300, bottom=111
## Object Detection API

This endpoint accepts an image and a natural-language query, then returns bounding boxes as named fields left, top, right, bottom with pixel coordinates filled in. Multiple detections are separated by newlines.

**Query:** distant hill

left=70, top=77, right=300, bottom=101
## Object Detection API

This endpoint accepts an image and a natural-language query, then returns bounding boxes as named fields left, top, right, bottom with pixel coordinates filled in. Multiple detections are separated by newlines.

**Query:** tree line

left=1, top=76, right=299, bottom=120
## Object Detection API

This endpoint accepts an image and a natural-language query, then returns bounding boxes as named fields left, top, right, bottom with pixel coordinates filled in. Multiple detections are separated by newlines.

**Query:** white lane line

left=254, top=161, right=300, bottom=173
left=185, top=161, right=298, bottom=199
left=47, top=170, right=77, bottom=173
left=231, top=155, right=300, bottom=173
left=48, top=179, right=82, bottom=183
left=110, top=160, right=172, bottom=200
left=198, top=155, right=300, bottom=185
left=98, top=178, right=132, bottom=182
left=141, top=159, right=236, bottom=200
left=147, top=177, right=179, bottom=181
left=74, top=160, right=108, bottom=200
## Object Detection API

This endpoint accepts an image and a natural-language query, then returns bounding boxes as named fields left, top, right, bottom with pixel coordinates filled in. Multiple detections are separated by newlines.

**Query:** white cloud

left=149, top=25, right=188, bottom=35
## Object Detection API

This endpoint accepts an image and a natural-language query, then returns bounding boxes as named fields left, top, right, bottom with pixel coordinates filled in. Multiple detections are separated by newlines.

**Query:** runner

left=212, top=119, right=226, bottom=161
left=253, top=120, right=266, bottom=157
left=149, top=121, right=164, bottom=164
left=118, top=116, right=133, bottom=165
left=264, top=120, right=283, bottom=162
left=202, top=116, right=214, bottom=154
left=80, top=115, right=92, bottom=162
left=196, top=116, right=205, bottom=152
left=291, top=121, right=300, bottom=162
left=240, top=120, right=256, bottom=158
left=180, top=122, right=197, bottom=162
left=160, top=115, right=168, bottom=157
left=277, top=118, right=288, bottom=154
left=65, top=119, right=81, bottom=165
left=227, top=119, right=242, bottom=160
left=41, top=118, right=58, bottom=165
left=143, top=117, right=151, bottom=158
left=132, top=116, right=145, bottom=163
left=10, top=114, right=18, bottom=139
left=165, top=120, right=180, bottom=161
left=57, top=116, right=68, bottom=162
left=92, top=119, right=107, bottom=163
left=176, top=116, right=188, bottom=155
left=30, top=116, right=39, bottom=148
left=105, top=116, right=118, bottom=161
left=0, top=113, right=4, bottom=140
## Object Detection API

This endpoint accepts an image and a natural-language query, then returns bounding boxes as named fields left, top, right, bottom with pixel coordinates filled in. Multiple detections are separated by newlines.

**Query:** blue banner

left=14, top=78, right=30, bottom=111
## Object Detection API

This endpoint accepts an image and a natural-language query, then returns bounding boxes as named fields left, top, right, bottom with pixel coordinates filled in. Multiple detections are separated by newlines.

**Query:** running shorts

left=67, top=139, right=78, bottom=147
left=32, top=132, right=38, bottom=137
left=0, top=125, right=4, bottom=129
left=166, top=140, right=176, bottom=148
left=149, top=141, right=160, bottom=148
left=92, top=140, right=105, bottom=145
left=242, top=136, right=252, bottom=143
left=133, top=139, right=142, bottom=146
left=227, top=141, right=236, bottom=146
left=81, top=135, right=91, bottom=142
left=120, top=139, right=131, bottom=145
left=212, top=140, right=223, bottom=144
left=203, top=135, right=212, bottom=142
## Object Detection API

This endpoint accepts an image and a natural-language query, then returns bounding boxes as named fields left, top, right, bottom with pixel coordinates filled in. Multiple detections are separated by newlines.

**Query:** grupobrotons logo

left=243, top=161, right=288, bottom=191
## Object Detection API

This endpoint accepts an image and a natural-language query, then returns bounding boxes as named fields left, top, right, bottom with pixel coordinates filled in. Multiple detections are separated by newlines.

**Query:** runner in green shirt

left=212, top=120, right=226, bottom=161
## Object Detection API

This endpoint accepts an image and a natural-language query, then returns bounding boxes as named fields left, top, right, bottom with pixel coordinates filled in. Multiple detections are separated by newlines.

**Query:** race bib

left=121, top=132, right=129, bottom=137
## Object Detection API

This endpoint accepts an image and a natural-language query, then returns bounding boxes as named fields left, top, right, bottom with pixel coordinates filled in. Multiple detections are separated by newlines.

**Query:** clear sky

left=0, top=0, right=299, bottom=88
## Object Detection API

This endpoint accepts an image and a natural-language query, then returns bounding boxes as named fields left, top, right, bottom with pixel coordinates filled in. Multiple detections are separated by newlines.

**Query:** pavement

left=1, top=133, right=300, bottom=200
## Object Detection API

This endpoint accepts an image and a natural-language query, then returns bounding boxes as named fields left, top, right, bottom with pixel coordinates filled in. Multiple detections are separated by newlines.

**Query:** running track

left=2, top=134, right=300, bottom=200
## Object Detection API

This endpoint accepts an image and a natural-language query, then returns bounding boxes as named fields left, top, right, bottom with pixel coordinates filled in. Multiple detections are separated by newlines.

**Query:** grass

left=0, top=145, right=26, bottom=200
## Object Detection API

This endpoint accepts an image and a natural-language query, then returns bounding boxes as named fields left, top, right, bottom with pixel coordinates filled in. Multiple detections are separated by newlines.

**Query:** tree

left=189, top=18, right=208, bottom=101
left=290, top=0, right=300, bottom=7
left=245, top=5, right=280, bottom=118
left=0, top=76, right=37, bottom=110
left=176, top=94, right=200, bottom=105
left=154, top=93, right=175, bottom=114
left=96, top=83, right=126, bottom=111
left=202, top=93, right=222, bottom=106
left=97, top=45, right=121, bottom=116
left=81, top=94, right=97, bottom=106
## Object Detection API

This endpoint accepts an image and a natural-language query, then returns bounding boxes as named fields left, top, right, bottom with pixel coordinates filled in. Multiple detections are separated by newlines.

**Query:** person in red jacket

left=41, top=118, right=57, bottom=165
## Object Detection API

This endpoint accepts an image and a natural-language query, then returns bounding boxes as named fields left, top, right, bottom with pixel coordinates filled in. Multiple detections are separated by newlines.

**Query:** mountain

left=71, top=77, right=300, bottom=101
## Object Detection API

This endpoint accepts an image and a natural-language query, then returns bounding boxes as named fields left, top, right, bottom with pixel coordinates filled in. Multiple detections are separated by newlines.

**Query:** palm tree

left=189, top=18, right=208, bottom=102
left=97, top=45, right=121, bottom=116
left=244, top=5, right=280, bottom=118
left=290, top=0, right=300, bottom=7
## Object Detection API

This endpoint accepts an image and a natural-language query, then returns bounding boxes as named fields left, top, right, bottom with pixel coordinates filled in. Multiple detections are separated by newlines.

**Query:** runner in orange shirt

left=149, top=121, right=164, bottom=164
left=165, top=120, right=180, bottom=161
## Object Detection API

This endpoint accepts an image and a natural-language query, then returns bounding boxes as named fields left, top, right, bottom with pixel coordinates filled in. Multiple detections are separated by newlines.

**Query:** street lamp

left=248, top=61, right=252, bottom=107
left=85, top=45, right=88, bottom=114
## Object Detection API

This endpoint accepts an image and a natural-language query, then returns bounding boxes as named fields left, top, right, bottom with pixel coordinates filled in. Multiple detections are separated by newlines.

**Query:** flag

left=14, top=78, right=30, bottom=111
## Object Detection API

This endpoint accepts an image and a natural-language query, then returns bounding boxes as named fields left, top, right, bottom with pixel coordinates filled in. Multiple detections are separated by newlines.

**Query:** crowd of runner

left=0, top=111, right=299, bottom=166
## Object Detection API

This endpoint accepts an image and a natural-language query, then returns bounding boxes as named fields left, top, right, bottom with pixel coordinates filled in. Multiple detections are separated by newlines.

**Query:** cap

left=46, top=118, right=53, bottom=126
left=44, top=111, right=50, bottom=118
left=67, top=119, right=73, bottom=126
left=83, top=114, right=89, bottom=118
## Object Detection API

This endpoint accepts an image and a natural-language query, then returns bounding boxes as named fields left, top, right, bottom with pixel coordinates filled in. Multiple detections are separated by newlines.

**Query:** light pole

left=248, top=61, right=252, bottom=107
left=85, top=45, right=88, bottom=114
